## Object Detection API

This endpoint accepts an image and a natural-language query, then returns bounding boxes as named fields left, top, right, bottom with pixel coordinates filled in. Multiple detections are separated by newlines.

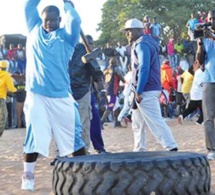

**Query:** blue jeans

left=168, top=54, right=176, bottom=68
left=90, top=92, right=105, bottom=152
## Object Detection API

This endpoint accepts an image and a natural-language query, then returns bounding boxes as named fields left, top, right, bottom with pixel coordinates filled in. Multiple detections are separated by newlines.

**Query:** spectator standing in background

left=121, top=18, right=178, bottom=152
left=178, top=61, right=204, bottom=125
left=7, top=44, right=17, bottom=61
left=101, top=57, right=126, bottom=128
left=196, top=10, right=215, bottom=161
left=186, top=13, right=199, bottom=41
left=167, top=38, right=176, bottom=68
left=161, top=59, right=174, bottom=118
left=174, top=67, right=185, bottom=116
left=117, top=64, right=132, bottom=126
left=174, top=38, right=184, bottom=67
left=69, top=35, right=107, bottom=154
left=115, top=41, right=128, bottom=73
left=150, top=17, right=162, bottom=39
left=0, top=61, right=17, bottom=136
left=142, top=15, right=151, bottom=35
left=180, top=66, right=194, bottom=109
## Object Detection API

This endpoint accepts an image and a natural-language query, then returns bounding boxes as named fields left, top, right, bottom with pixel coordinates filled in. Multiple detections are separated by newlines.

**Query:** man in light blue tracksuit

left=21, top=0, right=85, bottom=191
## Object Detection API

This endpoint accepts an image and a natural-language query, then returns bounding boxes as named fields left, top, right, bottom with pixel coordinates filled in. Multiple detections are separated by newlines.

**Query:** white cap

left=121, top=18, right=143, bottom=31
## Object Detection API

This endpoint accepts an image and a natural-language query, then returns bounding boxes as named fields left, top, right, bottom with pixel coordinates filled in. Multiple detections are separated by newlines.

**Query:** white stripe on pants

left=132, top=90, right=178, bottom=151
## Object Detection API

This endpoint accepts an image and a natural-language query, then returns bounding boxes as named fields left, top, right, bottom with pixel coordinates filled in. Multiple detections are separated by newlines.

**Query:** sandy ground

left=0, top=118, right=215, bottom=195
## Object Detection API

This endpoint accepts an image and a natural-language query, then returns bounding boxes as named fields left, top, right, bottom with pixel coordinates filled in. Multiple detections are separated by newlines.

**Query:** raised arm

left=63, top=0, right=81, bottom=47
left=24, top=0, right=41, bottom=32
left=196, top=38, right=206, bottom=66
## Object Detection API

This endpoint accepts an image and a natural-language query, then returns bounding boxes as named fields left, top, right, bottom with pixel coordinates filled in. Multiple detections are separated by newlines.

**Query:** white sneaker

left=177, top=115, right=183, bottom=125
left=21, top=171, right=35, bottom=191
left=196, top=122, right=203, bottom=125
left=207, top=152, right=215, bottom=161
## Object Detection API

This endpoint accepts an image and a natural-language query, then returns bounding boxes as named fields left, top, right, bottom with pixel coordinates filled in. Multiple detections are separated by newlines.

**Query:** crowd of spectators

left=0, top=43, right=26, bottom=129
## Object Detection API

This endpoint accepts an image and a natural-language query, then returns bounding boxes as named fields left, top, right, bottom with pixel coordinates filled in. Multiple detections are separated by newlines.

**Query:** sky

left=0, top=0, right=106, bottom=40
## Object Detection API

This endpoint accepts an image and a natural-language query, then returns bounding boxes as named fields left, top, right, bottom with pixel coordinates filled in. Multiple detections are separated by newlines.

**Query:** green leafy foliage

left=95, top=0, right=215, bottom=46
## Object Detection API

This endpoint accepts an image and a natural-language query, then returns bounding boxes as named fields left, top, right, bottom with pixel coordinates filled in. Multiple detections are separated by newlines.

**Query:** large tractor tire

left=52, top=151, right=211, bottom=195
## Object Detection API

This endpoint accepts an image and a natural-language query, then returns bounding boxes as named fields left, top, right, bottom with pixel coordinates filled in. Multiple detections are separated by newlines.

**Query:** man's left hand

left=136, top=94, right=142, bottom=103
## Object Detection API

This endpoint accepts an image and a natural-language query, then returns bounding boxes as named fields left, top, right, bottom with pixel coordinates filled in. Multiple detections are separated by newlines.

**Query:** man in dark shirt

left=69, top=35, right=107, bottom=154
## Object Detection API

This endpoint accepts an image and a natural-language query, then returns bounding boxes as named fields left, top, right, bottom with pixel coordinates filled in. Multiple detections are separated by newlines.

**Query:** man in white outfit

left=115, top=41, right=128, bottom=73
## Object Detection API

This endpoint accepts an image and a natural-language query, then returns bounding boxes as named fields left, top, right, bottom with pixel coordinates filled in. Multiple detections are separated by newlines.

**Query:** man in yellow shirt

left=180, top=66, right=194, bottom=108
left=174, top=38, right=184, bottom=67
left=0, top=61, right=17, bottom=137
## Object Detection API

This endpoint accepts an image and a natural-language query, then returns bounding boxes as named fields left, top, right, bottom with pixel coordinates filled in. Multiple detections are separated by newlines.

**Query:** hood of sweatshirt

left=136, top=35, right=160, bottom=53
left=0, top=70, right=8, bottom=79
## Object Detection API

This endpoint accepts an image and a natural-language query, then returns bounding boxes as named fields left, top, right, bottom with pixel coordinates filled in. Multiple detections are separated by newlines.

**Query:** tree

left=95, top=0, right=215, bottom=46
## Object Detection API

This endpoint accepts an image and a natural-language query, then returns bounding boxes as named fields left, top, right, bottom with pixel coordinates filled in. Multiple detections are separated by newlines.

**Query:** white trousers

left=132, top=91, right=178, bottom=151
left=23, top=92, right=84, bottom=157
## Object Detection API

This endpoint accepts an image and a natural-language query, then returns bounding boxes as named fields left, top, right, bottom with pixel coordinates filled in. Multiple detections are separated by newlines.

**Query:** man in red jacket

left=160, top=59, right=174, bottom=118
